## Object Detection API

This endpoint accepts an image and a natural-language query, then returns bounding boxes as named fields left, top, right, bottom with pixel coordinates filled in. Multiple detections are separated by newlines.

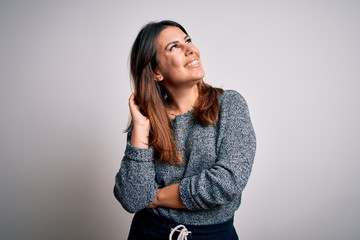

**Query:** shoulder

left=216, top=90, right=254, bottom=134
left=219, top=89, right=248, bottom=111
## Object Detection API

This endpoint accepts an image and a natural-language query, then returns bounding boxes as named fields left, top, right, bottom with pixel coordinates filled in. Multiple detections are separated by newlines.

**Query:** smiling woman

left=155, top=26, right=205, bottom=88
left=113, top=20, right=256, bottom=240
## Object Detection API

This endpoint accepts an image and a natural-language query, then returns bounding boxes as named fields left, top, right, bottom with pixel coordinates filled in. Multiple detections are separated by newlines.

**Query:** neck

left=165, top=84, right=198, bottom=116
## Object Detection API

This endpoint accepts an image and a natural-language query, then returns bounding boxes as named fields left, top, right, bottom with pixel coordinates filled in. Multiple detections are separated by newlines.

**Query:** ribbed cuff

left=179, top=178, right=201, bottom=211
left=124, top=142, right=154, bottom=161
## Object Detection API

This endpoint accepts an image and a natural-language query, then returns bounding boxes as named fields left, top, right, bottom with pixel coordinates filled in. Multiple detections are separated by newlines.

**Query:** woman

left=114, top=20, right=256, bottom=240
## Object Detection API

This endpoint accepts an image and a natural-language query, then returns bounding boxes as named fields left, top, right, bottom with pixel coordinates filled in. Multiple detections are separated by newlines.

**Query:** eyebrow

left=164, top=35, right=190, bottom=50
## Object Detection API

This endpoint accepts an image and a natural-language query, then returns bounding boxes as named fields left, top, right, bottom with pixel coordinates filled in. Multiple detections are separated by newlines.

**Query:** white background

left=1, top=0, right=359, bottom=239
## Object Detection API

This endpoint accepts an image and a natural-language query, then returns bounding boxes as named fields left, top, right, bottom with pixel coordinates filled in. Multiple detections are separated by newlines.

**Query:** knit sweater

left=114, top=90, right=256, bottom=225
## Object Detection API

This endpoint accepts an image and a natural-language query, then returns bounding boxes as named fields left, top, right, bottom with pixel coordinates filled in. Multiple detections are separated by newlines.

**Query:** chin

left=193, top=69, right=205, bottom=79
left=197, top=73, right=205, bottom=81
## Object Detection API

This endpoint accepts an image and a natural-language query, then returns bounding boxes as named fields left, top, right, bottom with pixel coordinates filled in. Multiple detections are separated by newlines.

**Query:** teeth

left=186, top=59, right=198, bottom=67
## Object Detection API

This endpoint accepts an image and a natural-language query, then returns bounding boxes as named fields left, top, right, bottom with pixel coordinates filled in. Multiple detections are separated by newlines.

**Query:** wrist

left=152, top=184, right=186, bottom=209
left=133, top=118, right=150, bottom=129
left=130, top=124, right=150, bottom=148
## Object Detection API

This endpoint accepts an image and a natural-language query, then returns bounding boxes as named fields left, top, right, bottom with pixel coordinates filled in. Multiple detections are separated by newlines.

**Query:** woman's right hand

left=128, top=93, right=150, bottom=148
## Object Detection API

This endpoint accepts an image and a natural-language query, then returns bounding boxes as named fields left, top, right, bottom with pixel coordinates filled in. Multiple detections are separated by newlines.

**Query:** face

left=155, top=26, right=205, bottom=88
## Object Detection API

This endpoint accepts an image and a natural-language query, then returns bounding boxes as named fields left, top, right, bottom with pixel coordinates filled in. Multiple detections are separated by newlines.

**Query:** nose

left=185, top=45, right=194, bottom=56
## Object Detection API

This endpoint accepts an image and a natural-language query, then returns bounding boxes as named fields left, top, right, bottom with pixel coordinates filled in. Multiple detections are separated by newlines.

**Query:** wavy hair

left=128, top=20, right=223, bottom=165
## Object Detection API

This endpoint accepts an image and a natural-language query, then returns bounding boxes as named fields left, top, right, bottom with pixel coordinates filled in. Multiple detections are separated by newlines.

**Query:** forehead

left=157, top=26, right=187, bottom=48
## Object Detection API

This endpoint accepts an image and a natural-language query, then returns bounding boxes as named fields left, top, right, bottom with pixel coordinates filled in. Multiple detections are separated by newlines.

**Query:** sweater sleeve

left=113, top=132, right=158, bottom=213
left=179, top=90, right=256, bottom=211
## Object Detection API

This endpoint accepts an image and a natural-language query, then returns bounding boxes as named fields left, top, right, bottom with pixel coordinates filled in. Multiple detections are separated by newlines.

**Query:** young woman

left=114, top=20, right=256, bottom=240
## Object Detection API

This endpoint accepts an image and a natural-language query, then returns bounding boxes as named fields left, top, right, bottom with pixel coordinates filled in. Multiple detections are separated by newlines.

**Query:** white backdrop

left=1, top=1, right=359, bottom=239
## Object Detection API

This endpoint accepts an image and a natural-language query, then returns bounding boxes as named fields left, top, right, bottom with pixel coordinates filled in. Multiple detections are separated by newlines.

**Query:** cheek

left=169, top=54, right=183, bottom=66
left=157, top=54, right=185, bottom=78
left=164, top=57, right=183, bottom=73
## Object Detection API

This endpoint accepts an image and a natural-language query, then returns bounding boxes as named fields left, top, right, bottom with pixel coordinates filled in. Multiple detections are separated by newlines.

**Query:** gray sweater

left=114, top=90, right=256, bottom=225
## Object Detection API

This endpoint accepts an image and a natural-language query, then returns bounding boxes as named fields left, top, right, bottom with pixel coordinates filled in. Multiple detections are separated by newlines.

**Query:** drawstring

left=169, top=224, right=192, bottom=240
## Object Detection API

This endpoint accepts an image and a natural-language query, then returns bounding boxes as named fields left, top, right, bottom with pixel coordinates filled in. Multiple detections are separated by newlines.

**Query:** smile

left=185, top=59, right=199, bottom=67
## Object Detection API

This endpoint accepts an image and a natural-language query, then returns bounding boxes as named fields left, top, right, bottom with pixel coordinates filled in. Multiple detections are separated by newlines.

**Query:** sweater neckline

left=171, top=110, right=192, bottom=121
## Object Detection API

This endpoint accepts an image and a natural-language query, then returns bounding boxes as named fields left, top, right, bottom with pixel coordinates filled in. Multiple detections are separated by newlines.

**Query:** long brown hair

left=128, top=20, right=223, bottom=165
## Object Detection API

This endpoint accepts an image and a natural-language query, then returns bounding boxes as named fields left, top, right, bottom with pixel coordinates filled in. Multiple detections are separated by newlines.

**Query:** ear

left=153, top=70, right=163, bottom=81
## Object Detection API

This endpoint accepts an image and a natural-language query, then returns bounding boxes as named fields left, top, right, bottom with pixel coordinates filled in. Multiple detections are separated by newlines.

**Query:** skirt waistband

left=137, top=209, right=234, bottom=233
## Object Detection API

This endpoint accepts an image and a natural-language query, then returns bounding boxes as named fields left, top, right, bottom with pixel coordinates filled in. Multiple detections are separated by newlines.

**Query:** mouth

left=185, top=59, right=200, bottom=68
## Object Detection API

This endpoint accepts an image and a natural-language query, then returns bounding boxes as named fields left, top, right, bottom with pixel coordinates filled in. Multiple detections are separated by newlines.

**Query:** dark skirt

left=128, top=209, right=239, bottom=240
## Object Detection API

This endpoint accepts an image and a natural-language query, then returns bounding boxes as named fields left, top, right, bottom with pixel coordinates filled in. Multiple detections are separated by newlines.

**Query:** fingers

left=128, top=92, right=145, bottom=117
left=128, top=93, right=139, bottom=111
left=128, top=92, right=136, bottom=107
left=128, top=92, right=150, bottom=128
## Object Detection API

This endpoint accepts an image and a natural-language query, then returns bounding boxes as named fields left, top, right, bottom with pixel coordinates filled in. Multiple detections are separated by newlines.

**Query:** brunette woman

left=114, top=20, right=256, bottom=240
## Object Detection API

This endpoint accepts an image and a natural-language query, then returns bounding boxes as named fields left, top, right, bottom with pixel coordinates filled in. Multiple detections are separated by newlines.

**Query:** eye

left=170, top=44, right=179, bottom=51
left=186, top=37, right=192, bottom=43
